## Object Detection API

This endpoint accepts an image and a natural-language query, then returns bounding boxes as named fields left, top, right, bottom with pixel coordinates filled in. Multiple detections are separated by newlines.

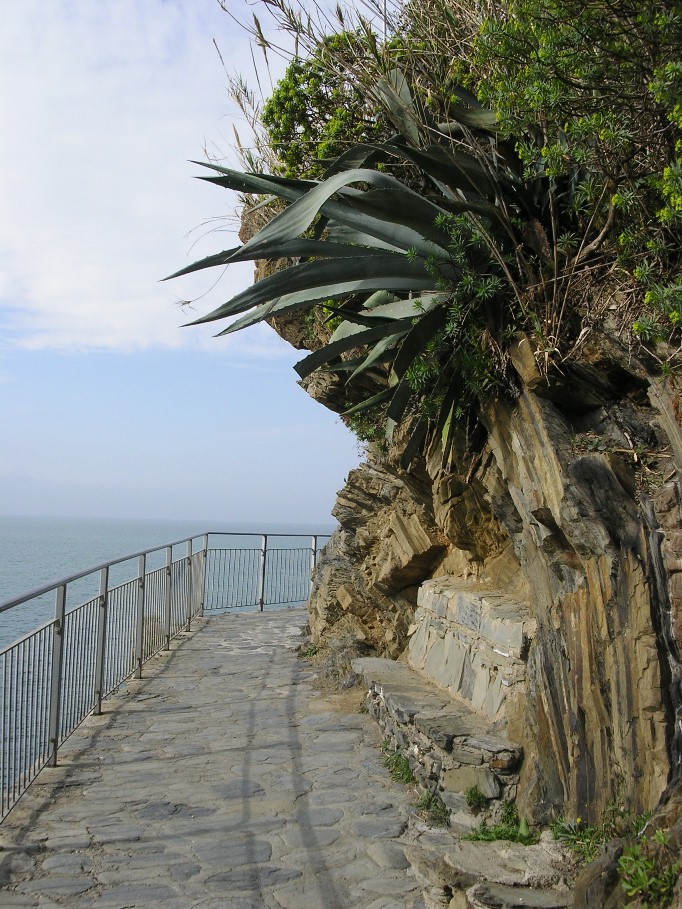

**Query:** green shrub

left=178, top=0, right=682, bottom=467
left=261, top=32, right=387, bottom=178
left=618, top=832, right=680, bottom=908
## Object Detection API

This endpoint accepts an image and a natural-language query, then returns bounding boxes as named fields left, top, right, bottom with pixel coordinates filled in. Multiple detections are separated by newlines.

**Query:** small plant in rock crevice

left=415, top=790, right=450, bottom=827
left=465, top=785, right=488, bottom=813
left=381, top=743, right=415, bottom=784
left=618, top=830, right=680, bottom=908
left=466, top=800, right=537, bottom=845
left=551, top=806, right=680, bottom=906
left=551, top=805, right=651, bottom=864
left=571, top=431, right=610, bottom=454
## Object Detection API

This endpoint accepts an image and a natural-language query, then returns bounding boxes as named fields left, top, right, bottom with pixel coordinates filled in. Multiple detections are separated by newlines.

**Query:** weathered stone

left=408, top=839, right=570, bottom=892
left=367, top=840, right=411, bottom=870
left=408, top=839, right=573, bottom=909
left=572, top=842, right=623, bottom=909
left=355, top=654, right=524, bottom=823
left=404, top=845, right=479, bottom=893
left=336, top=584, right=354, bottom=611
left=442, top=766, right=500, bottom=798
left=371, top=511, right=446, bottom=593
left=364, top=899, right=417, bottom=909
left=467, top=881, right=572, bottom=908
left=490, top=752, right=520, bottom=771
left=408, top=581, right=530, bottom=724
left=350, top=816, right=408, bottom=838
left=449, top=744, right=485, bottom=765
left=1, top=609, right=427, bottom=909
left=17, top=877, right=96, bottom=897
left=414, top=714, right=477, bottom=750
left=205, top=865, right=302, bottom=887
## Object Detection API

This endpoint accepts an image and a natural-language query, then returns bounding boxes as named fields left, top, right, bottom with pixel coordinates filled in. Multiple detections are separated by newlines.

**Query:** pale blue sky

left=0, top=0, right=361, bottom=525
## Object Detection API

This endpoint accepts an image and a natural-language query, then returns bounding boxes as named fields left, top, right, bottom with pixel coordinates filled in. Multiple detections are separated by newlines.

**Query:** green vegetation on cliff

left=172, top=0, right=681, bottom=463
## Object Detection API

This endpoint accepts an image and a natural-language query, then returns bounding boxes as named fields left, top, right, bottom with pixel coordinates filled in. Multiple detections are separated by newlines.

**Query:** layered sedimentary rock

left=307, top=333, right=682, bottom=832
left=307, top=460, right=447, bottom=658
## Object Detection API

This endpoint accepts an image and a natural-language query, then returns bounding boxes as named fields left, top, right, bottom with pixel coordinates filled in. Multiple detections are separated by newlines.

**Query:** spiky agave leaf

left=294, top=295, right=443, bottom=379
left=172, top=69, right=529, bottom=466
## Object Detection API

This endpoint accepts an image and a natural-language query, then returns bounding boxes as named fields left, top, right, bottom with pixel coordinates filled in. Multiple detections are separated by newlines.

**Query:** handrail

left=0, top=529, right=330, bottom=820
left=0, top=530, right=325, bottom=614
left=0, top=536, right=202, bottom=614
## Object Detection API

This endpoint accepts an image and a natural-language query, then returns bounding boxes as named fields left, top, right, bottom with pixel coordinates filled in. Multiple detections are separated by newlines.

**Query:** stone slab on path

left=0, top=608, right=424, bottom=909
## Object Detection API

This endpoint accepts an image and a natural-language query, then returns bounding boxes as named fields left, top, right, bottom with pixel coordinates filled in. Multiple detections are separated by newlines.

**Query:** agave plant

left=168, top=69, right=557, bottom=466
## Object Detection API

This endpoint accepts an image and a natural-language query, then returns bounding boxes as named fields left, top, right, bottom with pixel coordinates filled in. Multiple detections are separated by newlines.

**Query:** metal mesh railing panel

left=204, top=549, right=260, bottom=610
left=191, top=552, right=205, bottom=616
left=142, top=567, right=167, bottom=660
left=263, top=548, right=311, bottom=606
left=102, top=579, right=138, bottom=698
left=59, top=600, right=99, bottom=740
left=0, top=622, right=54, bottom=818
left=169, top=559, right=188, bottom=634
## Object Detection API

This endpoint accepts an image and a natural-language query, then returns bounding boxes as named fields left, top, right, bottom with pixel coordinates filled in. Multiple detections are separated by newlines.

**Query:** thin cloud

left=0, top=0, right=281, bottom=356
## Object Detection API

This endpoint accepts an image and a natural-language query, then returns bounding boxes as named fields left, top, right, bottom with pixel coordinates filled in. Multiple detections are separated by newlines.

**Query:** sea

left=0, top=514, right=335, bottom=652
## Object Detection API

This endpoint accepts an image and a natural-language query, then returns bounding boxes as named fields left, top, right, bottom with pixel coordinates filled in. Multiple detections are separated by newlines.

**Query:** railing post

left=134, top=554, right=146, bottom=679
left=198, top=534, right=208, bottom=617
left=47, top=584, right=67, bottom=767
left=185, top=541, right=193, bottom=631
left=257, top=534, right=268, bottom=611
left=308, top=536, right=319, bottom=603
left=163, top=545, right=172, bottom=650
left=93, top=566, right=109, bottom=715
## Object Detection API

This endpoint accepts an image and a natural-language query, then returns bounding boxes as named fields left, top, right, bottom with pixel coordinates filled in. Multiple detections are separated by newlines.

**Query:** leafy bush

left=261, top=32, right=387, bottom=178
left=439, top=0, right=682, bottom=346
left=618, top=831, right=680, bottom=908
left=176, top=0, right=682, bottom=461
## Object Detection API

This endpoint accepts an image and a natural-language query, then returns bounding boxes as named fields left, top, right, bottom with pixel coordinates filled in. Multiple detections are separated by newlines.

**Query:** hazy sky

left=0, top=0, right=361, bottom=526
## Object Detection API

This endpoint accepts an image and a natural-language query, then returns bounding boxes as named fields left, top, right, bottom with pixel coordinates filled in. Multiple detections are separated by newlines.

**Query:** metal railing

left=0, top=531, right=328, bottom=820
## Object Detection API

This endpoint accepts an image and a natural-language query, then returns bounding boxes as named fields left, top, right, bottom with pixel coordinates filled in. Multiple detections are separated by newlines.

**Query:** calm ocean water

left=0, top=514, right=334, bottom=651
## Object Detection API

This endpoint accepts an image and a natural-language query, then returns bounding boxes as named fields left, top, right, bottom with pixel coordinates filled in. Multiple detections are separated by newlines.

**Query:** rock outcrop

left=307, top=332, right=682, bottom=839
left=403, top=833, right=574, bottom=908
left=256, top=240, right=682, bottom=894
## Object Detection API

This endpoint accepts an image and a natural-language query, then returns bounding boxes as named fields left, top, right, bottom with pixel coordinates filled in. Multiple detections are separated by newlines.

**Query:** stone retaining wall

left=408, top=579, right=532, bottom=722
left=353, top=658, right=523, bottom=830
left=353, top=578, right=532, bottom=828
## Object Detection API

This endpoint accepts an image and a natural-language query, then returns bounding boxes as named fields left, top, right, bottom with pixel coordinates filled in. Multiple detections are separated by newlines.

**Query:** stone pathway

left=0, top=609, right=425, bottom=909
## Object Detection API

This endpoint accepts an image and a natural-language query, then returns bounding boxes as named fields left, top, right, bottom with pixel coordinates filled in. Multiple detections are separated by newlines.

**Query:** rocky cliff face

left=305, top=331, right=682, bottom=831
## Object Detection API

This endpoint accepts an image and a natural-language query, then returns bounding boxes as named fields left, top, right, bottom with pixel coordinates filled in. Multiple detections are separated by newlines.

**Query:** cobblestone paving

left=0, top=609, right=425, bottom=908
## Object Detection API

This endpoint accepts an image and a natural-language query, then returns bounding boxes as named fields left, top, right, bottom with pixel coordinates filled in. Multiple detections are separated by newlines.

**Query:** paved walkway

left=0, top=609, right=425, bottom=909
